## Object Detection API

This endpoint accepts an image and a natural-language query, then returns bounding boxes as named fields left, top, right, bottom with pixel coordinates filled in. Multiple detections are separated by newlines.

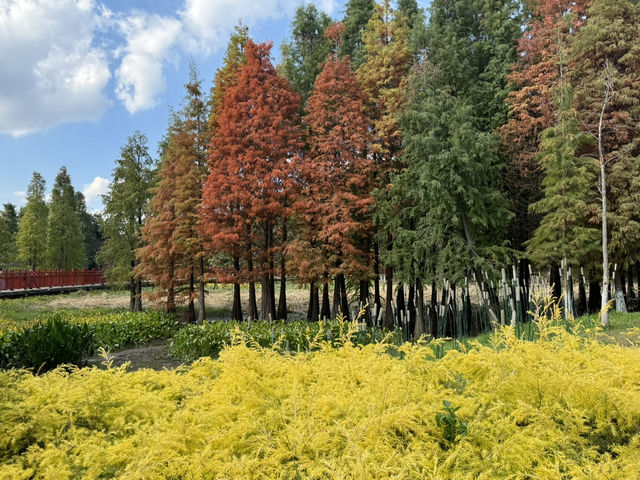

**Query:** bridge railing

left=0, top=269, right=106, bottom=291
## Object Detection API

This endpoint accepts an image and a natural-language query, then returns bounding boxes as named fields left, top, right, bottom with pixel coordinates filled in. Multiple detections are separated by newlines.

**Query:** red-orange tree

left=291, top=23, right=373, bottom=321
left=201, top=40, right=302, bottom=322
left=500, top=0, right=588, bottom=250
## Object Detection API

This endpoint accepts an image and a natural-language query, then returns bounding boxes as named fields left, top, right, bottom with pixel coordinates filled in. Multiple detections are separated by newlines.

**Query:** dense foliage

left=1, top=322, right=639, bottom=478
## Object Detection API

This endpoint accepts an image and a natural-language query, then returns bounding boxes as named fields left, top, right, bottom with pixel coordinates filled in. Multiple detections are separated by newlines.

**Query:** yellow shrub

left=1, top=328, right=640, bottom=479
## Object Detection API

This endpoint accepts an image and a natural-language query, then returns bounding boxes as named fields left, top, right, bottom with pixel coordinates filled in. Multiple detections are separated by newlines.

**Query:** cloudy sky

left=0, top=0, right=428, bottom=212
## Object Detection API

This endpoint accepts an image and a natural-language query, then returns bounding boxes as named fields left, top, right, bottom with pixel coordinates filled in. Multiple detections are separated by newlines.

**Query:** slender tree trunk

left=373, top=241, right=381, bottom=311
left=577, top=274, right=587, bottom=317
left=562, top=257, right=569, bottom=321
left=383, top=265, right=394, bottom=329
left=338, top=273, right=350, bottom=321
left=307, top=283, right=314, bottom=321
left=309, top=282, right=319, bottom=322
left=321, top=278, right=331, bottom=320
left=430, top=280, right=438, bottom=337
left=248, top=254, right=258, bottom=321
left=198, top=257, right=206, bottom=323
left=396, top=282, right=405, bottom=324
left=277, top=222, right=287, bottom=320
left=232, top=256, right=243, bottom=321
left=413, top=279, right=424, bottom=339
left=626, top=267, right=633, bottom=304
left=129, top=260, right=136, bottom=311
left=359, top=279, right=370, bottom=325
left=185, top=269, right=196, bottom=323
left=332, top=275, right=340, bottom=318
left=598, top=66, right=612, bottom=327
left=615, top=270, right=627, bottom=313
left=166, top=256, right=176, bottom=313
left=135, top=278, right=143, bottom=311
left=408, top=282, right=416, bottom=333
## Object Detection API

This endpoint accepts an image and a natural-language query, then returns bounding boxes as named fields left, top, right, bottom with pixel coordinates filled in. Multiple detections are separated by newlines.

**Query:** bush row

left=169, top=317, right=403, bottom=361
left=0, top=311, right=179, bottom=371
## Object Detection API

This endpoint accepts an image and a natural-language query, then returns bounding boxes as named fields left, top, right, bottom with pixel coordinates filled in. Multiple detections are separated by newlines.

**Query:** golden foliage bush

left=1, top=319, right=640, bottom=479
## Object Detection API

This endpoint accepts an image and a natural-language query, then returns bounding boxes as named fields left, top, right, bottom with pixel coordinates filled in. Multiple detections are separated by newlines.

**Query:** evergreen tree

left=0, top=204, right=18, bottom=268
left=525, top=86, right=600, bottom=317
left=500, top=0, right=588, bottom=251
left=341, top=0, right=375, bottom=68
left=74, top=192, right=102, bottom=269
left=16, top=172, right=48, bottom=269
left=99, top=131, right=155, bottom=311
left=280, top=4, right=332, bottom=106
left=571, top=0, right=640, bottom=316
left=46, top=167, right=86, bottom=270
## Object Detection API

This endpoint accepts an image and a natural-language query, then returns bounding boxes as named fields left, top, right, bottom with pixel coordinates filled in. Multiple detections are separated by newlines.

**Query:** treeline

left=0, top=168, right=102, bottom=272
left=65, top=0, right=640, bottom=326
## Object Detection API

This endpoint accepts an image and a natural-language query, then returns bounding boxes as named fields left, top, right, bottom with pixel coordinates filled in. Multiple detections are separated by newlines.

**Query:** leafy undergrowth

left=0, top=311, right=179, bottom=370
left=170, top=318, right=402, bottom=361
left=1, top=314, right=640, bottom=479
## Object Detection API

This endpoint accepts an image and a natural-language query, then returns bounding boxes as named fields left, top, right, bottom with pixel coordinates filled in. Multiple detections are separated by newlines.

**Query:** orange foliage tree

left=201, top=40, right=302, bottom=322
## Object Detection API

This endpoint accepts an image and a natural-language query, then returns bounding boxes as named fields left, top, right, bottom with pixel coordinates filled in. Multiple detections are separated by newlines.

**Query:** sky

left=0, top=0, right=427, bottom=212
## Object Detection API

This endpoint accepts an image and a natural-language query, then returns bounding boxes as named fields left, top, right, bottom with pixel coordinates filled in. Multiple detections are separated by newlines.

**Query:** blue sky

left=0, top=0, right=427, bottom=212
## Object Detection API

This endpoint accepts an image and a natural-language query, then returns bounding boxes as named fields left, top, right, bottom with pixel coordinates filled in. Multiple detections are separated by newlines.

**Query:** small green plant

left=436, top=400, right=467, bottom=446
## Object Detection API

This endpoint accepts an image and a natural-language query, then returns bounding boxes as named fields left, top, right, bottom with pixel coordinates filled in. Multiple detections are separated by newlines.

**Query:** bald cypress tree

left=46, top=167, right=85, bottom=270
left=341, top=0, right=375, bottom=68
left=16, top=173, right=48, bottom=269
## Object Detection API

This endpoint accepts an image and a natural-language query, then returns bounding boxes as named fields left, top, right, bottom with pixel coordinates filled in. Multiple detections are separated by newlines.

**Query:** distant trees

left=99, top=131, right=155, bottom=311
left=0, top=204, right=18, bottom=268
left=16, top=173, right=48, bottom=269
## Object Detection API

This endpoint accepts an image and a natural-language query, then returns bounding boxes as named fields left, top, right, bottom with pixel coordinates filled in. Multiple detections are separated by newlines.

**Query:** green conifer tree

left=16, top=172, right=48, bottom=269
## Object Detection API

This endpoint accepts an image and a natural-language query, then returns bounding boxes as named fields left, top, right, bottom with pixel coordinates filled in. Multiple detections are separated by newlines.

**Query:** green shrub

left=170, top=317, right=402, bottom=361
left=89, top=311, right=180, bottom=350
left=0, top=315, right=93, bottom=371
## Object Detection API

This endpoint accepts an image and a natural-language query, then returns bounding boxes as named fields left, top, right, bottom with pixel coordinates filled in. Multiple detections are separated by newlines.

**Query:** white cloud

left=13, top=191, right=26, bottom=205
left=115, top=12, right=182, bottom=113
left=0, top=0, right=112, bottom=136
left=82, top=176, right=110, bottom=210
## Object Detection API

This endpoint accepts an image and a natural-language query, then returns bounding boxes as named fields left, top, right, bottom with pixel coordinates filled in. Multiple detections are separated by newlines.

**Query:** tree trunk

left=167, top=257, right=176, bottom=313
left=307, top=284, right=314, bottom=321
left=576, top=274, right=587, bottom=317
left=383, top=266, right=394, bottom=329
left=277, top=222, right=287, bottom=320
left=396, top=282, right=405, bottom=325
left=359, top=279, right=370, bottom=325
left=626, top=266, right=634, bottom=304
left=248, top=254, right=258, bottom=321
left=321, top=279, right=331, bottom=320
left=185, top=269, right=196, bottom=323
left=588, top=280, right=601, bottom=315
left=332, top=275, right=340, bottom=318
left=413, top=279, right=424, bottom=339
left=232, top=256, right=243, bottom=321
left=309, top=282, right=319, bottom=322
left=550, top=263, right=562, bottom=304
left=598, top=68, right=612, bottom=327
left=407, top=282, right=416, bottom=335
left=129, top=260, right=136, bottom=311
left=373, top=241, right=381, bottom=312
left=198, top=257, right=206, bottom=323
left=135, top=278, right=143, bottom=311
left=430, top=280, right=438, bottom=337
left=339, top=274, right=350, bottom=321
left=615, top=270, right=627, bottom=312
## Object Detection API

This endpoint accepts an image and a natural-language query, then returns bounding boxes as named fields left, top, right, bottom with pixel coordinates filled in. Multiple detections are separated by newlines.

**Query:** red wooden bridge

left=0, top=269, right=106, bottom=298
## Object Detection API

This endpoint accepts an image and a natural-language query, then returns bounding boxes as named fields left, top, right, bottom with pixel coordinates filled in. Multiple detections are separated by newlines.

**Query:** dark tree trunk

left=519, top=259, right=530, bottom=319
left=339, top=274, right=350, bottom=321
left=374, top=241, right=381, bottom=311
left=135, top=278, right=143, bottom=311
left=396, top=282, right=406, bottom=324
left=248, top=255, right=258, bottom=321
left=332, top=275, right=340, bottom=318
left=321, top=279, right=331, bottom=320
left=383, top=266, right=394, bottom=329
left=413, top=279, right=424, bottom=339
left=615, top=270, right=627, bottom=312
left=232, top=256, right=243, bottom=321
left=550, top=264, right=562, bottom=304
left=307, top=284, right=314, bottom=321
left=430, top=280, right=437, bottom=338
left=576, top=274, right=587, bottom=317
left=626, top=266, right=634, bottom=303
left=198, top=257, right=206, bottom=323
left=407, top=283, right=416, bottom=335
left=359, top=279, right=370, bottom=325
left=129, top=260, right=136, bottom=311
left=588, top=280, right=601, bottom=315
left=185, top=269, right=196, bottom=323
left=621, top=269, right=628, bottom=303
left=309, top=282, right=319, bottom=322
left=277, top=222, right=287, bottom=320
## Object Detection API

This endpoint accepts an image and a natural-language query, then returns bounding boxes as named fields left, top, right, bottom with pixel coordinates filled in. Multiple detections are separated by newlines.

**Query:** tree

left=16, top=173, right=48, bottom=269
left=525, top=85, right=600, bottom=318
left=570, top=0, right=640, bottom=320
left=136, top=136, right=180, bottom=313
left=340, top=0, right=375, bottom=68
left=46, top=167, right=86, bottom=270
left=500, top=0, right=588, bottom=251
left=208, top=22, right=249, bottom=134
left=357, top=0, right=413, bottom=327
left=280, top=4, right=332, bottom=107
left=99, top=131, right=155, bottom=311
left=74, top=192, right=102, bottom=269
left=202, top=40, right=302, bottom=322
left=0, top=204, right=18, bottom=268
left=291, top=23, right=373, bottom=321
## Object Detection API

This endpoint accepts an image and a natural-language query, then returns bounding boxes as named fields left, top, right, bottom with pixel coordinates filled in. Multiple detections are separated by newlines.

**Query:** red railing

left=0, top=269, right=105, bottom=291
